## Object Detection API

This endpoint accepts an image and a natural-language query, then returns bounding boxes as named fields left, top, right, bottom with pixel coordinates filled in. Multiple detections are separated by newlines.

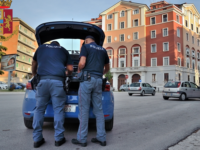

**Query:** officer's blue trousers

left=77, top=77, right=106, bottom=143
left=33, top=79, right=66, bottom=142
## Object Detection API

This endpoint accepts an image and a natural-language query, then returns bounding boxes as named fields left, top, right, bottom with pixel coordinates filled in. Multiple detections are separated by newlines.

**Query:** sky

left=10, top=0, right=200, bottom=50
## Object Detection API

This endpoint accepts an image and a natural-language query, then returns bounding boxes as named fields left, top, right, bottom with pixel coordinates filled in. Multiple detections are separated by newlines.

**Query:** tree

left=105, top=69, right=113, bottom=82
left=0, top=36, right=8, bottom=75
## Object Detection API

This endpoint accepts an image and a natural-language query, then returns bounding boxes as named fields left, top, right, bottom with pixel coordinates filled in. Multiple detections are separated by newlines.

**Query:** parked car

left=163, top=81, right=200, bottom=101
left=17, top=83, right=26, bottom=89
left=10, top=83, right=22, bottom=89
left=22, top=21, right=114, bottom=131
left=128, top=82, right=156, bottom=96
left=119, top=84, right=129, bottom=91
left=0, top=81, right=8, bottom=89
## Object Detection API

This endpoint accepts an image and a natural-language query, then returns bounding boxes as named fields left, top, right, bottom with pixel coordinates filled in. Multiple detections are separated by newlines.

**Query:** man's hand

left=103, top=63, right=110, bottom=75
left=78, top=56, right=86, bottom=71
left=66, top=65, right=73, bottom=76
left=32, top=60, right=38, bottom=76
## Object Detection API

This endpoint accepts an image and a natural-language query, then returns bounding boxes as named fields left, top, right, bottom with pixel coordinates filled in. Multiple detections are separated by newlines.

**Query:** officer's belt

left=40, top=76, right=65, bottom=82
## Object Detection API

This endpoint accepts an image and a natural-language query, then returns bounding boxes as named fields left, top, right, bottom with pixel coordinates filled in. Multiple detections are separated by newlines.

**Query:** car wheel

left=141, top=91, right=145, bottom=96
left=24, top=118, right=33, bottom=129
left=129, top=93, right=132, bottom=96
left=152, top=91, right=155, bottom=96
left=121, top=89, right=125, bottom=92
left=163, top=96, right=169, bottom=100
left=105, top=116, right=114, bottom=131
left=179, top=93, right=186, bottom=101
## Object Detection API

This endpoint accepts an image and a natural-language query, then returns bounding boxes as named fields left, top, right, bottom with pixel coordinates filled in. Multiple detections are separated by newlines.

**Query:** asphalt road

left=0, top=92, right=200, bottom=150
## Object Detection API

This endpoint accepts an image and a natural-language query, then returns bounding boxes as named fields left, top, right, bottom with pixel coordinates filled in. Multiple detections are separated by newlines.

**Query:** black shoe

left=34, top=138, right=45, bottom=148
left=55, top=137, right=66, bottom=147
left=91, top=138, right=106, bottom=146
left=71, top=139, right=87, bottom=147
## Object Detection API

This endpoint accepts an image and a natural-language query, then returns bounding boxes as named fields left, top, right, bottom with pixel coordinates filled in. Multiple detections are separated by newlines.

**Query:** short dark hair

left=51, top=41, right=60, bottom=46
left=85, top=35, right=95, bottom=41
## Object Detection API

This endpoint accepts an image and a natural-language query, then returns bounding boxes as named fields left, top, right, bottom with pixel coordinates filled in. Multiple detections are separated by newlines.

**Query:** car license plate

left=65, top=105, right=77, bottom=112
left=166, top=93, right=172, bottom=96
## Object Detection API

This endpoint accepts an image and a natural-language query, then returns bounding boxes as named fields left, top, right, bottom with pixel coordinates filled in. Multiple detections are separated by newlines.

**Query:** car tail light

left=177, top=82, right=181, bottom=88
left=104, top=115, right=110, bottom=117
left=138, top=87, right=142, bottom=91
left=26, top=82, right=32, bottom=90
left=25, top=113, right=30, bottom=115
left=128, top=88, right=130, bottom=90
left=105, top=84, right=110, bottom=91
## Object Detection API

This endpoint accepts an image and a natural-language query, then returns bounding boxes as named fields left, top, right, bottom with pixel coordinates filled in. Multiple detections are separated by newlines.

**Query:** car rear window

left=164, top=82, right=181, bottom=88
left=130, top=83, right=140, bottom=87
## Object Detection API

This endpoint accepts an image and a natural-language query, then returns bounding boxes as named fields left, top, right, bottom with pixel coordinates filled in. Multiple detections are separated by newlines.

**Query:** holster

left=31, top=74, right=40, bottom=90
left=77, top=71, right=91, bottom=82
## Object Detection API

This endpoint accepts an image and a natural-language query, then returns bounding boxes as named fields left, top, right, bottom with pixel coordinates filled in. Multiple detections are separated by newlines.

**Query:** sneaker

left=34, top=138, right=45, bottom=148
left=71, top=139, right=87, bottom=147
left=91, top=138, right=106, bottom=146
left=55, top=137, right=66, bottom=147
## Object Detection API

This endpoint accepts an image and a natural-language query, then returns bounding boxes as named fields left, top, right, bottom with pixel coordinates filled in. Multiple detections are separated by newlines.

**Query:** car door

left=182, top=82, right=192, bottom=97
left=189, top=82, right=199, bottom=98
left=142, top=83, right=147, bottom=93
left=146, top=83, right=153, bottom=93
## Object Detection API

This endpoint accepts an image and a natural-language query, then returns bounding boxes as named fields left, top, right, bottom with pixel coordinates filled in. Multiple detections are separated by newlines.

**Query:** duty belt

left=40, top=76, right=65, bottom=82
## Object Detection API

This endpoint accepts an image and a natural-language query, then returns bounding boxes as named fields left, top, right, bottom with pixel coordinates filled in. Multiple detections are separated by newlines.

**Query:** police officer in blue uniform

left=72, top=36, right=110, bottom=147
left=32, top=41, right=73, bottom=148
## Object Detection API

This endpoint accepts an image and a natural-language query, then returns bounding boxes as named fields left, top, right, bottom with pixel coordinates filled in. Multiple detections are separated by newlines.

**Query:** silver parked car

left=119, top=84, right=129, bottom=91
left=163, top=81, right=200, bottom=101
left=128, top=82, right=156, bottom=96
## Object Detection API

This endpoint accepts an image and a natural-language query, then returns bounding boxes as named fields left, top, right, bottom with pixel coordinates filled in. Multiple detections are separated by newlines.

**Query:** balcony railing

left=16, top=67, right=31, bottom=73
left=19, top=28, right=35, bottom=41
left=110, top=66, right=146, bottom=72
left=17, top=48, right=33, bottom=57
left=18, top=38, right=35, bottom=49
left=16, top=57, right=32, bottom=65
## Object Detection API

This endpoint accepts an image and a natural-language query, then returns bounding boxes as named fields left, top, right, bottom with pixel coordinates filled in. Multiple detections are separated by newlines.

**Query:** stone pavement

left=168, top=130, right=200, bottom=150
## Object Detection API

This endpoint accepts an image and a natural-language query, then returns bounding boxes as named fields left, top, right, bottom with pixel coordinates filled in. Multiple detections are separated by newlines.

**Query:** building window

left=178, top=73, right=181, bottom=81
left=28, top=58, right=31, bottom=63
left=187, top=59, right=190, bottom=68
left=120, top=60, right=125, bottom=68
left=18, top=34, right=21, bottom=39
left=185, top=20, right=188, bottom=27
left=188, top=75, right=190, bottom=81
left=191, top=12, right=193, bottom=19
left=153, top=6, right=156, bottom=9
left=164, top=73, right=169, bottom=82
left=133, top=9, right=139, bottom=14
left=16, top=63, right=18, bottom=68
left=133, top=32, right=138, bottom=40
left=163, top=42, right=169, bottom=51
left=107, top=50, right=112, bottom=56
left=176, top=15, right=180, bottom=23
left=119, top=48, right=125, bottom=55
left=134, top=60, right=139, bottom=67
left=134, top=19, right=138, bottom=27
left=198, top=53, right=200, bottom=59
left=197, top=27, right=199, bottom=33
left=107, top=14, right=113, bottom=19
left=120, top=22, right=125, bottom=29
left=177, top=28, right=180, bottom=37
left=163, top=28, right=168, bottom=37
left=178, top=58, right=181, bottom=66
left=107, top=24, right=112, bottom=31
left=177, top=43, right=181, bottom=52
left=120, top=34, right=125, bottom=42
left=107, top=36, right=111, bottom=43
left=192, top=36, right=194, bottom=44
left=151, top=30, right=156, bottom=38
left=151, top=44, right=157, bottom=53
left=163, top=57, right=169, bottom=66
left=162, top=14, right=168, bottom=22
left=198, top=39, right=200, bottom=46
left=194, top=76, right=195, bottom=83
left=151, top=58, right=157, bottom=67
left=186, top=33, right=189, bottom=41
left=192, top=61, right=195, bottom=70
left=191, top=24, right=193, bottom=30
left=152, top=74, right=156, bottom=82
left=133, top=47, right=139, bottom=54
left=151, top=17, right=156, bottom=25
left=120, top=10, right=125, bottom=17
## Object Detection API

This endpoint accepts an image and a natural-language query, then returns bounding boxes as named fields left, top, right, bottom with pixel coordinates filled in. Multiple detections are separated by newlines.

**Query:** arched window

left=106, top=49, right=113, bottom=68
left=118, top=46, right=127, bottom=68
left=132, top=46, right=140, bottom=67
left=121, top=10, right=125, bottom=17
left=186, top=47, right=190, bottom=56
left=192, top=60, right=195, bottom=70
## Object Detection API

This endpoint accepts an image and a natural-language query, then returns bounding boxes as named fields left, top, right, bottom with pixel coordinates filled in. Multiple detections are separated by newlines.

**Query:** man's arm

left=66, top=65, right=73, bottom=75
left=78, top=56, right=86, bottom=72
left=32, top=60, right=38, bottom=76
left=103, top=63, right=110, bottom=75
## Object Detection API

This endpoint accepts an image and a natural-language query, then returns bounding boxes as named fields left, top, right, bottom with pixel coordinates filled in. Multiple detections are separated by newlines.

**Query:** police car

left=22, top=21, right=114, bottom=131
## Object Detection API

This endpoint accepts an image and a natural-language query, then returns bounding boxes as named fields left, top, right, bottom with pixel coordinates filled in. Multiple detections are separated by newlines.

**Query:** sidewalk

left=168, top=130, right=200, bottom=150
left=0, top=92, right=25, bottom=94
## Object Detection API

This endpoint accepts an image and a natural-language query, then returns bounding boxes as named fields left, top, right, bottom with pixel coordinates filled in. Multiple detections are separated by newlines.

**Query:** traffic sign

left=125, top=75, right=128, bottom=79
left=139, top=80, right=142, bottom=83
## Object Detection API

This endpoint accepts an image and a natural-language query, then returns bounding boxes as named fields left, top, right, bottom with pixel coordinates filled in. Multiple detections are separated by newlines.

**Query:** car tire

left=141, top=91, right=145, bottom=96
left=152, top=91, right=155, bottom=96
left=121, top=89, right=125, bottom=92
left=105, top=117, right=114, bottom=131
left=163, top=96, right=169, bottom=100
left=129, top=93, right=132, bottom=96
left=24, top=118, right=33, bottom=129
left=179, top=93, right=186, bottom=101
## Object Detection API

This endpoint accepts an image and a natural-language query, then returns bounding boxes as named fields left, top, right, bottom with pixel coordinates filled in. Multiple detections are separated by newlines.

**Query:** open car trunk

left=35, top=21, right=107, bottom=94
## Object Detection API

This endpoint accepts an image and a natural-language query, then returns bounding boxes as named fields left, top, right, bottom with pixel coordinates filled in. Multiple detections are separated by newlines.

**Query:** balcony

left=17, top=48, right=33, bottom=57
left=19, top=28, right=35, bottom=41
left=110, top=66, right=146, bottom=73
left=16, top=67, right=31, bottom=73
left=18, top=38, right=35, bottom=49
left=16, top=57, right=32, bottom=65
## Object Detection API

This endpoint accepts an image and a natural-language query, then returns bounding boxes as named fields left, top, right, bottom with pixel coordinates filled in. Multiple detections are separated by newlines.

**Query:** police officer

left=72, top=36, right=110, bottom=147
left=32, top=41, right=73, bottom=148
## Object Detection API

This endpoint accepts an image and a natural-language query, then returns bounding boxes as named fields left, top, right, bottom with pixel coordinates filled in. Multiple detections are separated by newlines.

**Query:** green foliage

left=105, top=70, right=113, bottom=82
left=0, top=36, right=8, bottom=75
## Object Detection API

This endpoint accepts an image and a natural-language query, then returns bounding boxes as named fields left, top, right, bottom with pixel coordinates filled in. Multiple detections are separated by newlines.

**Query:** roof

left=13, top=17, right=35, bottom=33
